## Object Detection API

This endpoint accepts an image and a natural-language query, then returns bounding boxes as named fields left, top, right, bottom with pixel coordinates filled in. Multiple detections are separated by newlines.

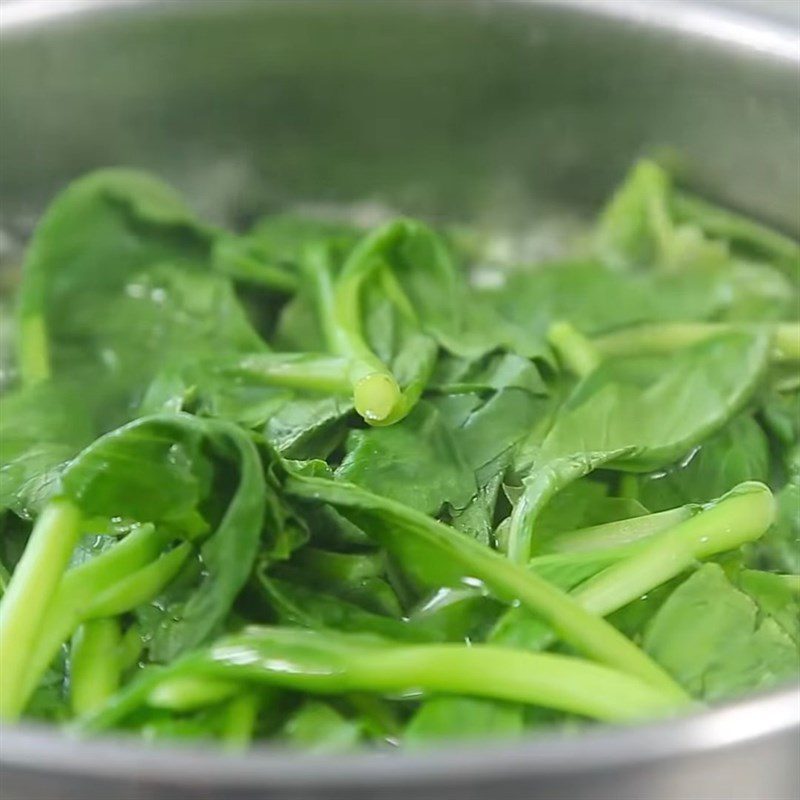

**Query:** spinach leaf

left=281, top=700, right=363, bottom=752
left=257, top=574, right=427, bottom=642
left=595, top=160, right=725, bottom=272
left=15, top=170, right=266, bottom=429
left=405, top=697, right=523, bottom=748
left=595, top=160, right=798, bottom=314
left=61, top=414, right=271, bottom=660
left=264, top=396, right=354, bottom=459
left=735, top=569, right=800, bottom=645
left=336, top=401, right=476, bottom=516
left=421, top=356, right=552, bottom=543
left=4, top=159, right=798, bottom=747
left=532, top=480, right=650, bottom=551
left=16, top=169, right=211, bottom=385
left=430, top=351, right=548, bottom=396
left=143, top=355, right=355, bottom=460
left=474, top=261, right=724, bottom=345
left=245, top=213, right=359, bottom=279
left=270, top=546, right=403, bottom=618
left=643, top=564, right=799, bottom=701
left=752, top=465, right=800, bottom=574
left=0, top=381, right=93, bottom=515
left=636, top=415, right=771, bottom=512
left=285, top=472, right=686, bottom=696
left=508, top=332, right=769, bottom=561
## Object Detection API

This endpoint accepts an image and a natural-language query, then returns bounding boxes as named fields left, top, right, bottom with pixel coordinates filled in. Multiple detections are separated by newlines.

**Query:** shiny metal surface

left=0, top=1, right=799, bottom=798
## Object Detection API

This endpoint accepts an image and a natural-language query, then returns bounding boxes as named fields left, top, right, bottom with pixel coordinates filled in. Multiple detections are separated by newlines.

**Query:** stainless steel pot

left=1, top=2, right=798, bottom=798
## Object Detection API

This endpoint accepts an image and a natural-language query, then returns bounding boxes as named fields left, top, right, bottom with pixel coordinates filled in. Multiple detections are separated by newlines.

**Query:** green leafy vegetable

left=286, top=473, right=687, bottom=697
left=0, top=381, right=93, bottom=515
left=281, top=700, right=363, bottom=752
left=405, top=697, right=524, bottom=748
left=78, top=626, right=687, bottom=734
left=508, top=332, right=769, bottom=561
left=16, top=169, right=211, bottom=386
left=643, top=564, right=798, bottom=700
left=1, top=161, right=796, bottom=748
left=336, top=401, right=476, bottom=515
left=61, top=414, right=272, bottom=660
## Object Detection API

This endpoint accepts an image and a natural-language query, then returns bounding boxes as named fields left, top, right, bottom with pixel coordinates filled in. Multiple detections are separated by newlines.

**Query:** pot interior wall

left=1, top=0, right=798, bottom=236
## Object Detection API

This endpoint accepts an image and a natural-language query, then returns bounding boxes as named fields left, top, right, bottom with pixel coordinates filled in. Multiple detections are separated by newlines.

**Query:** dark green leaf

left=636, top=415, right=770, bottom=512
left=258, top=575, right=427, bottom=642
left=0, top=381, right=93, bottom=515
left=509, top=332, right=769, bottom=561
left=336, top=402, right=476, bottom=516
left=62, top=414, right=271, bottom=660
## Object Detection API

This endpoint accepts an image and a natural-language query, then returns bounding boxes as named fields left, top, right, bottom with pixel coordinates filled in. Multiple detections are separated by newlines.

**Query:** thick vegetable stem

left=0, top=498, right=82, bottom=720
left=18, top=315, right=51, bottom=385
left=308, top=227, right=423, bottom=425
left=286, top=476, right=687, bottom=699
left=71, top=618, right=123, bottom=715
left=220, top=693, right=260, bottom=750
left=573, top=482, right=775, bottom=615
left=77, top=627, right=688, bottom=733
left=594, top=322, right=800, bottom=363
left=148, top=676, right=240, bottom=711
left=226, top=353, right=353, bottom=395
left=20, top=528, right=188, bottom=711
left=513, top=483, right=777, bottom=655
left=545, top=505, right=697, bottom=554
left=548, top=321, right=601, bottom=377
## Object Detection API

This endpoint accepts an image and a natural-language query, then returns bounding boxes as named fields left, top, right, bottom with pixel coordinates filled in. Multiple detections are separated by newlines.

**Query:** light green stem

left=21, top=529, right=182, bottom=706
left=573, top=482, right=774, bottom=615
left=0, top=498, right=82, bottom=720
left=224, top=353, right=352, bottom=395
left=349, top=645, right=682, bottom=722
left=86, top=543, right=191, bottom=618
left=456, top=534, right=685, bottom=697
left=148, top=676, right=241, bottom=710
left=118, top=625, right=144, bottom=672
left=503, top=484, right=777, bottom=656
left=71, top=618, right=122, bottom=716
left=287, top=477, right=686, bottom=698
left=548, top=321, right=601, bottom=377
left=78, top=630, right=688, bottom=733
left=359, top=335, right=438, bottom=428
left=772, top=324, right=800, bottom=362
left=595, top=322, right=800, bottom=363
left=546, top=506, right=697, bottom=554
left=19, top=314, right=51, bottom=386
left=324, top=233, right=405, bottom=424
left=220, top=692, right=260, bottom=750
left=618, top=473, right=640, bottom=499
left=352, top=370, right=402, bottom=424
left=305, top=226, right=434, bottom=425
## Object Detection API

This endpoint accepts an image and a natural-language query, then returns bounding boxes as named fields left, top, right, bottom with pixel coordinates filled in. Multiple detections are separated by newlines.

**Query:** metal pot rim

left=1, top=685, right=798, bottom=788
left=1, top=0, right=798, bottom=788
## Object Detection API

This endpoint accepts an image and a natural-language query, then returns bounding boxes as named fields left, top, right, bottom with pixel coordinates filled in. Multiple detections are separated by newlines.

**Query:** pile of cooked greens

left=0, top=161, right=797, bottom=750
